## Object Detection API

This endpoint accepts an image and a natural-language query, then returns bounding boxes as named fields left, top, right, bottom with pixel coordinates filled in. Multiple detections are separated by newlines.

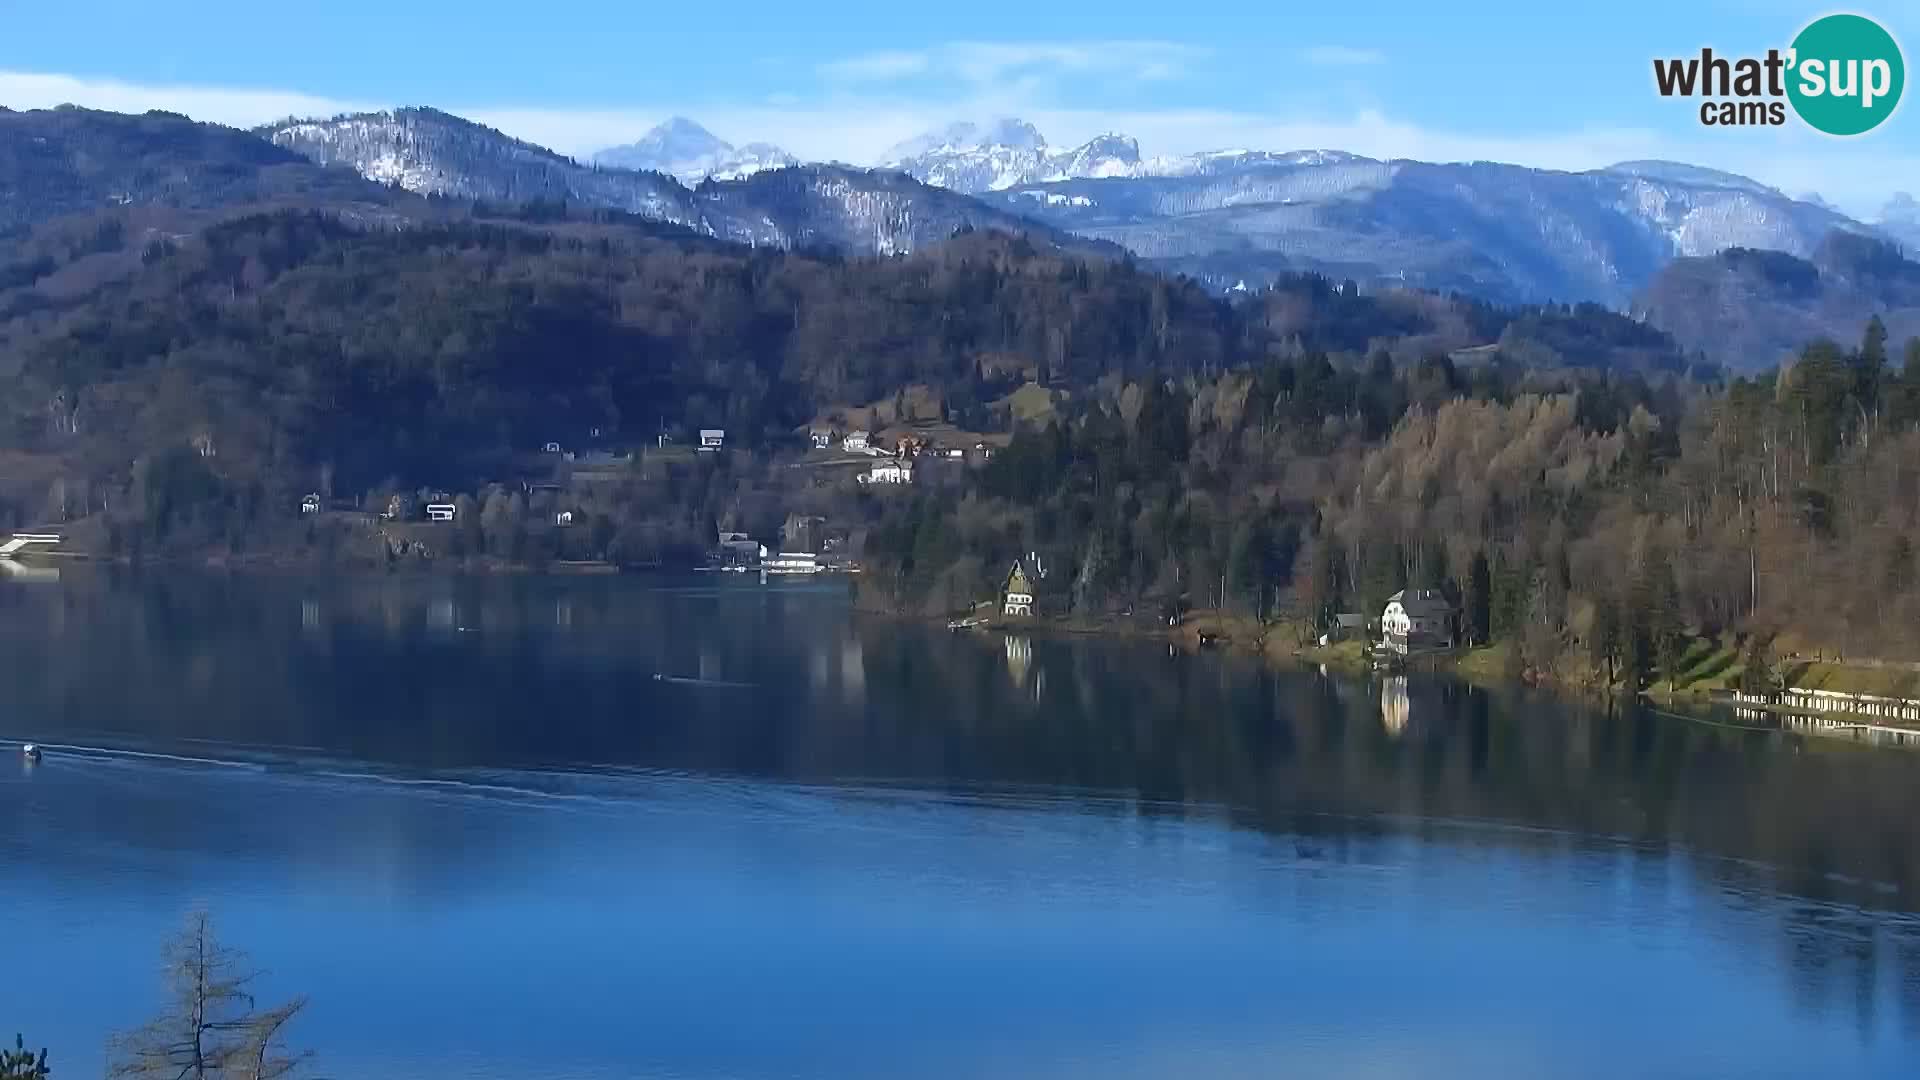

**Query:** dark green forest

left=2, top=207, right=1916, bottom=674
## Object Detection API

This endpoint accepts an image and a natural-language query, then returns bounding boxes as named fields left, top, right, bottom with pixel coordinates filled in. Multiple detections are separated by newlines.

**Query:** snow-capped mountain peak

left=1053, top=133, right=1139, bottom=174
left=879, top=123, right=1391, bottom=192
left=980, top=117, right=1046, bottom=152
left=880, top=121, right=1154, bottom=192
left=591, top=118, right=795, bottom=184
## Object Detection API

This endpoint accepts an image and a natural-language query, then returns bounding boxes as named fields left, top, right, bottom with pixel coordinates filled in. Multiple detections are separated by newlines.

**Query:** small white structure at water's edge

left=0, top=534, right=60, bottom=559
left=765, top=552, right=824, bottom=574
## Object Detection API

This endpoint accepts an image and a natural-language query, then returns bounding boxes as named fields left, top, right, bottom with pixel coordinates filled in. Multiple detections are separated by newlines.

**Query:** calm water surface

left=6, top=569, right=1920, bottom=1078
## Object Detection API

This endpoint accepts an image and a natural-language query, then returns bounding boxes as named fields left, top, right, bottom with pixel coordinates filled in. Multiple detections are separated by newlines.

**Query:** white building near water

left=1382, top=589, right=1454, bottom=653
left=426, top=503, right=456, bottom=522
left=843, top=430, right=869, bottom=453
left=766, top=551, right=824, bottom=574
left=1002, top=563, right=1036, bottom=617
left=699, top=429, right=726, bottom=452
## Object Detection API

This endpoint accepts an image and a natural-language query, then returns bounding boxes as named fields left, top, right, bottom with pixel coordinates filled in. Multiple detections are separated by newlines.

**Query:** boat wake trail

left=0, top=739, right=267, bottom=772
left=652, top=674, right=756, bottom=689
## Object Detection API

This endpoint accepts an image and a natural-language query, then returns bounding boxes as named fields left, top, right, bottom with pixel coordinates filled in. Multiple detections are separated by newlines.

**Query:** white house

left=843, top=430, right=869, bottom=453
left=554, top=510, right=575, bottom=527
left=300, top=493, right=321, bottom=515
left=699, top=429, right=726, bottom=452
left=543, top=441, right=564, bottom=454
left=426, top=503, right=457, bottom=522
left=861, top=461, right=913, bottom=485
left=1382, top=589, right=1454, bottom=654
left=810, top=428, right=836, bottom=449
left=1002, top=563, right=1035, bottom=617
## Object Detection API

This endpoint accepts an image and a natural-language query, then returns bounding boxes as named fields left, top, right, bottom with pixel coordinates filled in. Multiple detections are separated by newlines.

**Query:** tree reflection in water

left=8, top=567, right=1920, bottom=1036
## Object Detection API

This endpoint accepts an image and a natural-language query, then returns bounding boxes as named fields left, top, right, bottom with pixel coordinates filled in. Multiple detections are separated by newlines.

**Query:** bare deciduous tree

left=108, top=912, right=310, bottom=1080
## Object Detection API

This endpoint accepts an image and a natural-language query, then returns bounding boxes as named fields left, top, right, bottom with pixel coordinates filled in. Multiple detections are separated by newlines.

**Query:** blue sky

left=2, top=0, right=1916, bottom=215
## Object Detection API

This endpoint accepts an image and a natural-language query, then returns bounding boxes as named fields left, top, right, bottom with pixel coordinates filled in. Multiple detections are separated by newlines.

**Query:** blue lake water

left=6, top=569, right=1920, bottom=1078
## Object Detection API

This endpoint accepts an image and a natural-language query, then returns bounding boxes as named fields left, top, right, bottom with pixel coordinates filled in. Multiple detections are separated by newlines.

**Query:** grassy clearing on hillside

left=1455, top=643, right=1518, bottom=682
left=1654, top=635, right=1745, bottom=694
left=1291, top=638, right=1371, bottom=671
left=1785, top=661, right=1920, bottom=698
left=997, top=383, right=1063, bottom=427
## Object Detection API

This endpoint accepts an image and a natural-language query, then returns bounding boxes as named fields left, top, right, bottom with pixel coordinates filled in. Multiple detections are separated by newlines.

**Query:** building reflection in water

left=840, top=637, right=865, bottom=705
left=1005, top=635, right=1032, bottom=690
left=1381, top=675, right=1410, bottom=736
left=0, top=562, right=60, bottom=585
left=809, top=640, right=831, bottom=693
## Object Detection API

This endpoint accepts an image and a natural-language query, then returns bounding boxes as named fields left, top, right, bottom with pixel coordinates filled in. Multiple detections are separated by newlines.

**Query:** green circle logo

left=1787, top=13, right=1905, bottom=135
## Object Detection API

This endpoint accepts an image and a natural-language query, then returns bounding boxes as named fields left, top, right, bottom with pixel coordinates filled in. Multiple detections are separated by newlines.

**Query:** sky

left=2, top=0, right=1917, bottom=217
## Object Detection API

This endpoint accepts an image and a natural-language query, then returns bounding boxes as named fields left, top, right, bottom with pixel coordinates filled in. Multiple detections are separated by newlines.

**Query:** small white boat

left=21, top=743, right=41, bottom=762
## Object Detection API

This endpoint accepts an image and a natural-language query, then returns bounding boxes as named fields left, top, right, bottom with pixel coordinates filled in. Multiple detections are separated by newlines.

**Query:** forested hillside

left=2, top=202, right=1914, bottom=672
left=1637, top=232, right=1920, bottom=370
left=889, top=320, right=1920, bottom=680
left=0, top=105, right=400, bottom=230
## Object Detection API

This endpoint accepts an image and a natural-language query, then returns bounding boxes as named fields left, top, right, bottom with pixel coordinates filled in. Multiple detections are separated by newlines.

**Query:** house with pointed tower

left=1002, top=562, right=1036, bottom=618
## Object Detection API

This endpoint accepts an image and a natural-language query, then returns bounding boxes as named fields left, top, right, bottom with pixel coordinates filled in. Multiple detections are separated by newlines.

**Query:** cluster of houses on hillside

left=810, top=425, right=997, bottom=487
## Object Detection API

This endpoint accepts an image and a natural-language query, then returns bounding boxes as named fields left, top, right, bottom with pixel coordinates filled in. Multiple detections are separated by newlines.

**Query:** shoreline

left=863, top=601, right=1920, bottom=748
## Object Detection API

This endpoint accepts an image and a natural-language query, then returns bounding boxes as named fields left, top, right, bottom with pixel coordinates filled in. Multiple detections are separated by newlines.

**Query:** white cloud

left=0, top=69, right=370, bottom=128
left=1301, top=46, right=1387, bottom=67
left=1, top=67, right=1907, bottom=219
left=819, top=40, right=1206, bottom=88
left=818, top=51, right=929, bottom=83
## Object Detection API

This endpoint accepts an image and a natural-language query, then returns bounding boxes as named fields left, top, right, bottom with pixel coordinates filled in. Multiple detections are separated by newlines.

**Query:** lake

left=6, top=568, right=1920, bottom=1078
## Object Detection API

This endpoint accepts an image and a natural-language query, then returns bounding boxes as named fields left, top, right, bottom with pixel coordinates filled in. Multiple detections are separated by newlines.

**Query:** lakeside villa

left=1002, top=563, right=1035, bottom=617
left=1382, top=589, right=1456, bottom=654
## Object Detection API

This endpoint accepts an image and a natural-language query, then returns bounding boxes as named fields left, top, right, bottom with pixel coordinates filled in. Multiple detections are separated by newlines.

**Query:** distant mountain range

left=7, top=101, right=1918, bottom=369
left=258, top=108, right=1113, bottom=257
left=592, top=116, right=1896, bottom=308
left=875, top=118, right=1146, bottom=192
